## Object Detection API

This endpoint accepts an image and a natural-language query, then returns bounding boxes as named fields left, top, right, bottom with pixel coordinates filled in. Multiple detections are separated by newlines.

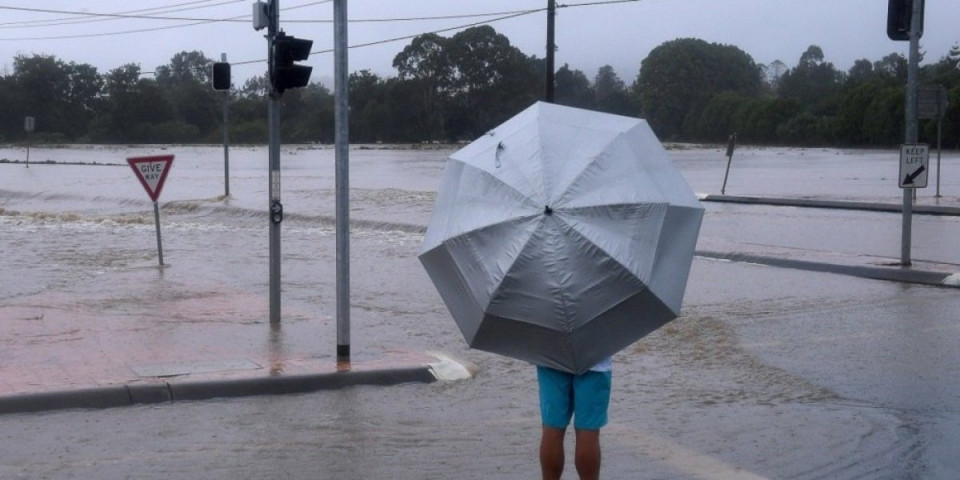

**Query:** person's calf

left=574, top=429, right=601, bottom=480
left=540, top=426, right=566, bottom=480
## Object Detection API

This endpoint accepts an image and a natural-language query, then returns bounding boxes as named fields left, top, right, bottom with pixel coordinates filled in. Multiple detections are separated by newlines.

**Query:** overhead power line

left=0, top=0, right=246, bottom=29
left=0, top=0, right=643, bottom=75
left=229, top=1, right=643, bottom=68
left=0, top=4, right=542, bottom=29
left=0, top=0, right=640, bottom=38
left=0, top=1, right=332, bottom=39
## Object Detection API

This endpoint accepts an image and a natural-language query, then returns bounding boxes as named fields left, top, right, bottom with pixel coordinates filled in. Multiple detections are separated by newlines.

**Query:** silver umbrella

left=420, top=102, right=703, bottom=374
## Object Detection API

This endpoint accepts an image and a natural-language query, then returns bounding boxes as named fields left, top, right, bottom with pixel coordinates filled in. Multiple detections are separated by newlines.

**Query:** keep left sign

left=128, top=155, right=174, bottom=202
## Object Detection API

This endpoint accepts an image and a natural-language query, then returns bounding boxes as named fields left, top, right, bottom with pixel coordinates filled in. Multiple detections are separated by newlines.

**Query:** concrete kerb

left=0, top=363, right=443, bottom=416
left=700, top=194, right=960, bottom=216
left=696, top=251, right=958, bottom=288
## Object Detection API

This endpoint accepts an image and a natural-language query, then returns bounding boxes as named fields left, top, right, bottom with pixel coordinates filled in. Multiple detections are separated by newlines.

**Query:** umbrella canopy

left=420, top=102, right=703, bottom=374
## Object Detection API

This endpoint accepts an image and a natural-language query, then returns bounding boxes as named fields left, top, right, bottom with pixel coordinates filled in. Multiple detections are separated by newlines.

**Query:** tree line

left=1, top=26, right=958, bottom=147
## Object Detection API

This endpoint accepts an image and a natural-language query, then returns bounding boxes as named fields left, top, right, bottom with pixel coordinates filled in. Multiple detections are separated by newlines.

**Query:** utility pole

left=334, top=0, right=351, bottom=362
left=545, top=0, right=556, bottom=103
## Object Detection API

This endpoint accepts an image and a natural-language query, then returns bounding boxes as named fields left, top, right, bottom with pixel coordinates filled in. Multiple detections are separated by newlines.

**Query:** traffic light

left=271, top=32, right=312, bottom=93
left=212, top=62, right=231, bottom=90
left=887, top=0, right=924, bottom=41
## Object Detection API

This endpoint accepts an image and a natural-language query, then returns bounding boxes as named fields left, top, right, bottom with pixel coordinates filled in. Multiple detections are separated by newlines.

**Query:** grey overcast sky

left=0, top=0, right=957, bottom=86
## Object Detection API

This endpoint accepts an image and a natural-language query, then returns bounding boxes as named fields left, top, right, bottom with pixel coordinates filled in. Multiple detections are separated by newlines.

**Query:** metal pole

left=153, top=202, right=164, bottom=266
left=334, top=0, right=351, bottom=361
left=268, top=0, right=282, bottom=323
left=901, top=0, right=922, bottom=266
left=221, top=53, right=231, bottom=198
left=721, top=133, right=736, bottom=195
left=936, top=110, right=943, bottom=198
left=545, top=0, right=556, bottom=103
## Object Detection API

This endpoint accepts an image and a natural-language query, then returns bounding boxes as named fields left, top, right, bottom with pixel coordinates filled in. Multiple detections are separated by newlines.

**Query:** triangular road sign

left=127, top=155, right=174, bottom=202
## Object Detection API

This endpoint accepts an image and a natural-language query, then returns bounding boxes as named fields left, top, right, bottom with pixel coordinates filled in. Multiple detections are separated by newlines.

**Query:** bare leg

left=540, top=426, right=566, bottom=480
left=574, top=429, right=601, bottom=480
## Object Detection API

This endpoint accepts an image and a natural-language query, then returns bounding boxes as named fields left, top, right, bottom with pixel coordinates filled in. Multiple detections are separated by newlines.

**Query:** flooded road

left=1, top=144, right=958, bottom=479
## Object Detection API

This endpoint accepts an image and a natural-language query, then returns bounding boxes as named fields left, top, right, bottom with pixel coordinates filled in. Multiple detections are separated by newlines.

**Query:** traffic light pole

left=221, top=53, right=231, bottom=198
left=901, top=0, right=922, bottom=266
left=334, top=0, right=351, bottom=362
left=268, top=0, right=282, bottom=323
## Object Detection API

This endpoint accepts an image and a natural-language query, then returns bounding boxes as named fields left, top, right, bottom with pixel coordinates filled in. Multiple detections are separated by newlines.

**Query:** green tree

left=444, top=26, right=540, bottom=139
left=230, top=75, right=270, bottom=143
left=778, top=45, right=844, bottom=114
left=349, top=70, right=389, bottom=142
left=155, top=51, right=213, bottom=87
left=861, top=88, right=904, bottom=146
left=8, top=54, right=103, bottom=141
left=155, top=51, right=219, bottom=141
left=89, top=63, right=174, bottom=142
left=635, top=38, right=763, bottom=139
left=593, top=65, right=634, bottom=116
left=554, top=64, right=593, bottom=109
left=874, top=53, right=908, bottom=81
left=739, top=97, right=802, bottom=144
left=393, top=33, right=452, bottom=140
left=692, top=91, right=748, bottom=143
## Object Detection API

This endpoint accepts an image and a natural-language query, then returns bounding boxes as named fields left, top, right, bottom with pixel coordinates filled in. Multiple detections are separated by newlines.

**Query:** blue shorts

left=537, top=366, right=612, bottom=430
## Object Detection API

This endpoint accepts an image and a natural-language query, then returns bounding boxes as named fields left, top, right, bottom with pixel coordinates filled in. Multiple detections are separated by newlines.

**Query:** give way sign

left=127, top=155, right=174, bottom=202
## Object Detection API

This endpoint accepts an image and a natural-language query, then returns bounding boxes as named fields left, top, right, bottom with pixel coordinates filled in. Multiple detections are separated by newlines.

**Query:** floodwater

left=1, top=144, right=959, bottom=479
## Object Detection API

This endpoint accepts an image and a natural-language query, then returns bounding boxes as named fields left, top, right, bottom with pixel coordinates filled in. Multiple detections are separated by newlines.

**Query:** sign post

left=721, top=133, right=736, bottom=194
left=898, top=0, right=924, bottom=266
left=24, top=116, right=34, bottom=168
left=918, top=85, right=949, bottom=197
left=127, top=155, right=175, bottom=266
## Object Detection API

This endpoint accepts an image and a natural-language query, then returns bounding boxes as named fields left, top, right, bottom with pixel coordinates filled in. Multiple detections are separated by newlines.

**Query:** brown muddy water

left=1, top=145, right=958, bottom=479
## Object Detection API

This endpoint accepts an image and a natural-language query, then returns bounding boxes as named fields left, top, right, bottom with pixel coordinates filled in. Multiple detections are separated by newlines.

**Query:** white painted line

left=425, top=350, right=475, bottom=381
left=942, top=273, right=960, bottom=287
left=608, top=425, right=771, bottom=480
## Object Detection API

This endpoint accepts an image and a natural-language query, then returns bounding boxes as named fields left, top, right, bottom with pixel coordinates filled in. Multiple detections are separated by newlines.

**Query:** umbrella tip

left=544, top=205, right=553, bottom=216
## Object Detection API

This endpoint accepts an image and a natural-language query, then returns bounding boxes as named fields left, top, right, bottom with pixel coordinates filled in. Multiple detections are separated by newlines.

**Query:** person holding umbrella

left=419, top=102, right=703, bottom=479
left=538, top=357, right=612, bottom=480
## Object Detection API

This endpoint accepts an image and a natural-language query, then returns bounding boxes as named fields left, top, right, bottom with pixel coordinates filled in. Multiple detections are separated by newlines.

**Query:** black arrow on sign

left=903, top=165, right=926, bottom=185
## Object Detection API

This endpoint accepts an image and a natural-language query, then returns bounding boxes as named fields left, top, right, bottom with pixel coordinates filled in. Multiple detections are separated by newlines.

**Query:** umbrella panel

left=473, top=286, right=676, bottom=375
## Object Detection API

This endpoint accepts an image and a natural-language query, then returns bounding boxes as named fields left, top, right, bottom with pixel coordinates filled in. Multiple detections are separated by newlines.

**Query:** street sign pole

left=126, top=155, right=175, bottom=267
left=721, top=133, right=736, bottom=194
left=900, top=0, right=923, bottom=266
left=24, top=116, right=34, bottom=168
left=153, top=202, right=164, bottom=266
left=334, top=0, right=351, bottom=361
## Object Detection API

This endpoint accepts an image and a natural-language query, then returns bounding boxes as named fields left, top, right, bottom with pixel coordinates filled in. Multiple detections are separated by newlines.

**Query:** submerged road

left=1, top=145, right=958, bottom=478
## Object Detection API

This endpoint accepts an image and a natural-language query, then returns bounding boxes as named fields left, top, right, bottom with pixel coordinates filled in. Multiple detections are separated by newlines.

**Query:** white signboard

left=899, top=144, right=929, bottom=189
